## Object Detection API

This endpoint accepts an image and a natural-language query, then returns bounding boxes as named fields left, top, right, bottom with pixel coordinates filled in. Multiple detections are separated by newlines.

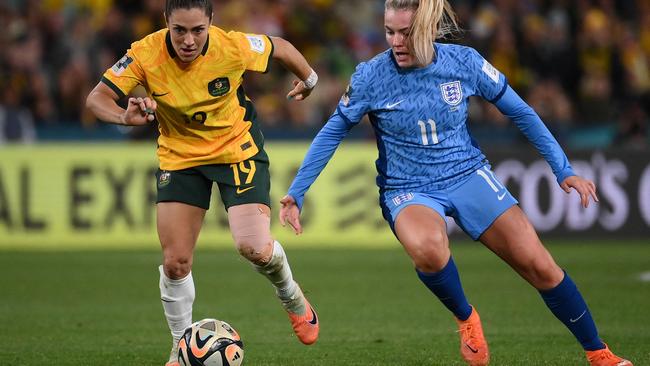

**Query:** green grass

left=1, top=241, right=649, bottom=365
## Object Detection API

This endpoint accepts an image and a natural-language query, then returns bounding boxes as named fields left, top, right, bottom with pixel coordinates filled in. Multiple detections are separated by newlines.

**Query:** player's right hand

left=279, top=195, right=303, bottom=235
left=122, top=97, right=157, bottom=125
left=286, top=79, right=314, bottom=101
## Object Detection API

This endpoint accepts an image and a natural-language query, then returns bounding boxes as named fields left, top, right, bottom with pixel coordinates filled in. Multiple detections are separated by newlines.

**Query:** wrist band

left=302, top=69, right=318, bottom=89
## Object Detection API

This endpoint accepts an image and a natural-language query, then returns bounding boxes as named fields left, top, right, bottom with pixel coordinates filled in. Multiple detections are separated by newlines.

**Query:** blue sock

left=539, top=271, right=605, bottom=351
left=416, top=257, right=473, bottom=321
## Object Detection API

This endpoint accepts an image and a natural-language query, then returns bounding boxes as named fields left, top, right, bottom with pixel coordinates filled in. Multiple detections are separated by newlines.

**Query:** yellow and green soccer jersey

left=101, top=26, right=273, bottom=170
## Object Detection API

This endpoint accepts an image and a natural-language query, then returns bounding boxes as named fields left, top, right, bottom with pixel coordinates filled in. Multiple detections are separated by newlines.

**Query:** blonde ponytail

left=385, top=0, right=460, bottom=65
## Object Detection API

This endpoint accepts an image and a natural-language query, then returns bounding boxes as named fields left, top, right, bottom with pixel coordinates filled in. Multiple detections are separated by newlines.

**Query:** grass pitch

left=1, top=240, right=649, bottom=365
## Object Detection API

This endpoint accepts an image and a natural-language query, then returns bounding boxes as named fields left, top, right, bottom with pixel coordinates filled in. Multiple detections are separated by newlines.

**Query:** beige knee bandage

left=228, top=204, right=273, bottom=264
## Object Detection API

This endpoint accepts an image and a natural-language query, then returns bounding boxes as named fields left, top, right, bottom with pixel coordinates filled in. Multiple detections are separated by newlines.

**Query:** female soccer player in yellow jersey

left=86, top=0, right=319, bottom=364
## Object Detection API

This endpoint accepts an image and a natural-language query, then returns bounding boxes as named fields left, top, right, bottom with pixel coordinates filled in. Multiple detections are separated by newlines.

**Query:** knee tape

left=229, top=204, right=273, bottom=262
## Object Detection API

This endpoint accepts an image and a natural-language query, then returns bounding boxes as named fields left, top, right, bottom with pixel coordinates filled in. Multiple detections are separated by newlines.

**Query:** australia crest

left=208, top=77, right=230, bottom=97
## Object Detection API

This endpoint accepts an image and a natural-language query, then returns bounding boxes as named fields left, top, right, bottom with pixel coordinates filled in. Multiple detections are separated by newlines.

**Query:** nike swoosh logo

left=465, top=343, right=479, bottom=353
left=236, top=186, right=255, bottom=194
left=497, top=192, right=506, bottom=201
left=152, top=92, right=169, bottom=97
left=569, top=310, right=587, bottom=323
left=385, top=100, right=404, bottom=109
left=308, top=307, right=318, bottom=325
left=161, top=298, right=175, bottom=303
left=195, top=333, right=210, bottom=349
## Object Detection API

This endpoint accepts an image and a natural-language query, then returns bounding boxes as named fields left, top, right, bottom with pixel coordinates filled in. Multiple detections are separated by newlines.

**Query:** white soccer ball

left=178, top=318, right=244, bottom=366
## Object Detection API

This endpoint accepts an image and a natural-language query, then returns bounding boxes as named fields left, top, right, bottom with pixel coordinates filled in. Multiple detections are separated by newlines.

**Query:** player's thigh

left=157, top=202, right=206, bottom=277
left=480, top=205, right=563, bottom=289
left=227, top=203, right=273, bottom=264
left=203, top=156, right=273, bottom=263
left=155, top=168, right=211, bottom=272
left=381, top=192, right=450, bottom=271
left=157, top=202, right=206, bottom=251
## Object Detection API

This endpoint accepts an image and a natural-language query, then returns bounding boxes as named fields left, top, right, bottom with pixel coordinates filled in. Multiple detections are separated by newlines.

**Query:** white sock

left=159, top=265, right=195, bottom=344
left=253, top=241, right=304, bottom=314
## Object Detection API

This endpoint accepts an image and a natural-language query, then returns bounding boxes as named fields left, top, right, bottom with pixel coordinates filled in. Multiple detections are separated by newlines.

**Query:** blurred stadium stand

left=0, top=0, right=648, bottom=148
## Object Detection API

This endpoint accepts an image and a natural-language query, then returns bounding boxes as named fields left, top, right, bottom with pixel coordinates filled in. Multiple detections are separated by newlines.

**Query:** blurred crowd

left=0, top=0, right=648, bottom=148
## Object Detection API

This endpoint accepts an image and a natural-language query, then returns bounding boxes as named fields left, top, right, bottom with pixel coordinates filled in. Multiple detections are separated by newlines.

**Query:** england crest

left=440, top=81, right=463, bottom=106
left=392, top=193, right=414, bottom=206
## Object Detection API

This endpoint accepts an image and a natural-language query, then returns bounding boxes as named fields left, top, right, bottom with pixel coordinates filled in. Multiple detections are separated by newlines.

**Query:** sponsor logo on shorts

left=236, top=186, right=255, bottom=195
left=158, top=171, right=171, bottom=188
left=392, top=193, right=414, bottom=206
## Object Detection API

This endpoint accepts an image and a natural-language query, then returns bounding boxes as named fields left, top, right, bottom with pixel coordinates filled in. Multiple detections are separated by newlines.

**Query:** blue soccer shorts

left=379, top=166, right=518, bottom=240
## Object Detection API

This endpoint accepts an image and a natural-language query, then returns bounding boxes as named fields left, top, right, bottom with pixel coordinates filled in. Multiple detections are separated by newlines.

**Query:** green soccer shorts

left=155, top=152, right=271, bottom=210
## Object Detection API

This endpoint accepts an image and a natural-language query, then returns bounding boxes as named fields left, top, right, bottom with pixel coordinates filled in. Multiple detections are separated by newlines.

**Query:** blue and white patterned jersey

left=340, top=44, right=505, bottom=190
left=288, top=43, right=574, bottom=209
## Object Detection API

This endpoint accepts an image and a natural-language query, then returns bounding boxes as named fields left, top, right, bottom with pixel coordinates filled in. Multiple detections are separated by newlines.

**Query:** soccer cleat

left=586, top=344, right=633, bottom=366
left=285, top=291, right=319, bottom=345
left=455, top=306, right=489, bottom=366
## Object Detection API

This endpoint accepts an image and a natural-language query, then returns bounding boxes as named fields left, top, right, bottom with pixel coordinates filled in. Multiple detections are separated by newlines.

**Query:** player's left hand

left=560, top=175, right=599, bottom=208
left=286, top=80, right=313, bottom=101
left=279, top=195, right=303, bottom=235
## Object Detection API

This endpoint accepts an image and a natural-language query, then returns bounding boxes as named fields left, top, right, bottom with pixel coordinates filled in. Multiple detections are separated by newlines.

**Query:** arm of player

left=279, top=112, right=353, bottom=234
left=86, top=82, right=157, bottom=126
left=270, top=36, right=317, bottom=101
left=494, top=86, right=598, bottom=207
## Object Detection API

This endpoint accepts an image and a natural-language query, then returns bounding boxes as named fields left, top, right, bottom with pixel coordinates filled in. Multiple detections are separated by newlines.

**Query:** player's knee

left=408, top=230, right=449, bottom=271
left=527, top=259, right=563, bottom=289
left=235, top=237, right=273, bottom=265
left=163, top=256, right=192, bottom=279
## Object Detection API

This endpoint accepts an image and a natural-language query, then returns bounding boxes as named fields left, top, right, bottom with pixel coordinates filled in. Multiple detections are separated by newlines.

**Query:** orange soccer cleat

left=455, top=306, right=489, bottom=366
left=286, top=293, right=319, bottom=345
left=586, top=344, right=633, bottom=366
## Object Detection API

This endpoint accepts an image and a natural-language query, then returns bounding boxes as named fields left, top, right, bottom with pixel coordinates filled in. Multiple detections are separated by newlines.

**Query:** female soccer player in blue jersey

left=279, top=1, right=632, bottom=365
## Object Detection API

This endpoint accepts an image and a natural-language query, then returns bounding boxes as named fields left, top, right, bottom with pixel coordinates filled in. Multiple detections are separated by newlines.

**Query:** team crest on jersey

left=111, top=54, right=133, bottom=76
left=158, top=171, right=171, bottom=188
left=392, top=193, right=414, bottom=206
left=440, top=81, right=462, bottom=106
left=208, top=77, right=230, bottom=97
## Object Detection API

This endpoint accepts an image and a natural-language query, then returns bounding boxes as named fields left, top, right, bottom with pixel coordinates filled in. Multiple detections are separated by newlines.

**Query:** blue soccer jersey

left=340, top=44, right=507, bottom=191
left=288, top=43, right=575, bottom=209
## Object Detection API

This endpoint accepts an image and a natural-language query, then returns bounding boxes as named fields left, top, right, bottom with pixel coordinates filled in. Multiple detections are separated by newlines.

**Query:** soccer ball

left=178, top=318, right=244, bottom=366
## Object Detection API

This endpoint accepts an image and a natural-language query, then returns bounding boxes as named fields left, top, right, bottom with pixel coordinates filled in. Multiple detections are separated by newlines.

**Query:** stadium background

left=0, top=1, right=649, bottom=365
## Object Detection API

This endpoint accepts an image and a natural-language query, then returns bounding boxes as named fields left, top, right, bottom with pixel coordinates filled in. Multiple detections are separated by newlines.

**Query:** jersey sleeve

left=100, top=49, right=145, bottom=98
left=495, top=85, right=575, bottom=184
left=469, top=48, right=508, bottom=103
left=287, top=112, right=354, bottom=210
left=336, top=63, right=372, bottom=124
left=233, top=31, right=273, bottom=73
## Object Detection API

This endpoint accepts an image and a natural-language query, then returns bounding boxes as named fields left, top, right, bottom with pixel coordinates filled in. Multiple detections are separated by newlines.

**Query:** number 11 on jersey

left=418, top=119, right=439, bottom=145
